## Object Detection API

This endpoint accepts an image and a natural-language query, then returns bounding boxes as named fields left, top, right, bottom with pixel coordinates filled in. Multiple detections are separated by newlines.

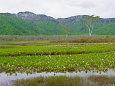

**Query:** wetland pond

left=0, top=43, right=115, bottom=86
left=0, top=69, right=115, bottom=86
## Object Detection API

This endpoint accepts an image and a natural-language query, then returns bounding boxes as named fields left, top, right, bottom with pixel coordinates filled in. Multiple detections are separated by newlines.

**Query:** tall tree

left=83, top=15, right=100, bottom=36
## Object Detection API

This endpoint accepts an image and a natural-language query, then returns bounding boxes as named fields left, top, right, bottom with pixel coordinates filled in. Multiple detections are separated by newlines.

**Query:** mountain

left=0, top=11, right=115, bottom=35
left=0, top=14, right=42, bottom=35
left=94, top=22, right=115, bottom=35
left=17, top=11, right=56, bottom=23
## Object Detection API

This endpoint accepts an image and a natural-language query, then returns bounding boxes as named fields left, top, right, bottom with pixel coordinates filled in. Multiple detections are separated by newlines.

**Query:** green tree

left=83, top=15, right=100, bottom=36
left=63, top=28, right=71, bottom=39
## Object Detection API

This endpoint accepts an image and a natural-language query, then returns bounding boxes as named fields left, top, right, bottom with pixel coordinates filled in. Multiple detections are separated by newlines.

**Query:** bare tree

left=83, top=15, right=100, bottom=37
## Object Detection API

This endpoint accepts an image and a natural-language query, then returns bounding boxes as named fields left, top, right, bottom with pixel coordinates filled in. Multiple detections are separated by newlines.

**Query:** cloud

left=67, top=0, right=95, bottom=9
left=0, top=0, right=115, bottom=18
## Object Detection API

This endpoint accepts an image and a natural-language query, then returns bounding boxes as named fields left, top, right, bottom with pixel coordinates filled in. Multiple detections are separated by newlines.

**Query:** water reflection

left=10, top=76, right=115, bottom=86
left=0, top=69, right=115, bottom=86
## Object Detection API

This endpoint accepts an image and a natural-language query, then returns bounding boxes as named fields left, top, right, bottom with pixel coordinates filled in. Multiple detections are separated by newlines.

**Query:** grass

left=12, top=76, right=115, bottom=86
left=0, top=41, right=115, bottom=86
left=0, top=42, right=115, bottom=73
left=0, top=40, right=49, bottom=45
left=1, top=35, right=114, bottom=41
left=89, top=75, right=115, bottom=86
left=50, top=37, right=115, bottom=43
left=13, top=76, right=81, bottom=86
left=0, top=43, right=115, bottom=56
left=0, top=52, right=114, bottom=73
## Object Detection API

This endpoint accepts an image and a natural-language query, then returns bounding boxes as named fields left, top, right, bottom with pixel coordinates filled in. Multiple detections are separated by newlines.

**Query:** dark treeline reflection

left=12, top=76, right=115, bottom=86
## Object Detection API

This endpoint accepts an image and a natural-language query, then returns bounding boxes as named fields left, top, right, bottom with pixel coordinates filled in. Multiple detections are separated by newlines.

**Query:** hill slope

left=0, top=14, right=43, bottom=35
left=0, top=12, right=115, bottom=35
left=94, top=22, right=115, bottom=35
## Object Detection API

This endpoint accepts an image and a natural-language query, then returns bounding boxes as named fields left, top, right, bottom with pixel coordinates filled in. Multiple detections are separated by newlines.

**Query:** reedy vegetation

left=0, top=43, right=115, bottom=73
left=13, top=76, right=115, bottom=86
left=0, top=43, right=115, bottom=56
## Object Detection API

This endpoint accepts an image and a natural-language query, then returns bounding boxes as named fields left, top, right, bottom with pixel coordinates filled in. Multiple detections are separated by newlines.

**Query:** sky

left=0, top=0, right=115, bottom=18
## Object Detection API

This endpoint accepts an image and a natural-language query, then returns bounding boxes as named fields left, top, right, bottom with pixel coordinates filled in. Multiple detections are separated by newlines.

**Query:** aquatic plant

left=0, top=43, right=115, bottom=56
left=12, top=76, right=115, bottom=86
left=0, top=52, right=114, bottom=73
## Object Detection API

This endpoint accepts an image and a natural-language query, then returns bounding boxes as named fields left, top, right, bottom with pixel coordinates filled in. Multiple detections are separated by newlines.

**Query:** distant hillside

left=94, top=22, right=115, bottom=35
left=0, top=14, right=42, bottom=35
left=0, top=11, right=115, bottom=35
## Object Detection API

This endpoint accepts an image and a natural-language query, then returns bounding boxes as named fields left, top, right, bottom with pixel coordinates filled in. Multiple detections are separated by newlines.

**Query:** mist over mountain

left=0, top=11, right=115, bottom=35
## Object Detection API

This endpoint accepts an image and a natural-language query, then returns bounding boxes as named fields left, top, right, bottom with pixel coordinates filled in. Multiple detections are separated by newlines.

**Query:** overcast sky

left=0, top=0, right=115, bottom=18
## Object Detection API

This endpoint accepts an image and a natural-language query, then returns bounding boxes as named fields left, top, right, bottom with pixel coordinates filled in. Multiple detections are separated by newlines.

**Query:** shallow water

left=0, top=69, right=115, bottom=86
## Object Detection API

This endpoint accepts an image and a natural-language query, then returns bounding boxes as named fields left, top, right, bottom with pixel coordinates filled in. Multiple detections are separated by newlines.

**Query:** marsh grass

left=0, top=41, right=115, bottom=86
left=13, top=76, right=81, bottom=86
left=0, top=52, right=114, bottom=73
left=0, top=35, right=110, bottom=41
left=50, top=38, right=115, bottom=43
left=0, top=42, right=115, bottom=73
left=12, top=76, right=115, bottom=86
left=89, top=75, right=115, bottom=86
left=0, top=43, right=115, bottom=56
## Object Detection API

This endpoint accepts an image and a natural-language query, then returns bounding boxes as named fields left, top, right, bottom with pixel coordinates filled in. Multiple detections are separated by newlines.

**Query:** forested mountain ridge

left=0, top=11, right=115, bottom=35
